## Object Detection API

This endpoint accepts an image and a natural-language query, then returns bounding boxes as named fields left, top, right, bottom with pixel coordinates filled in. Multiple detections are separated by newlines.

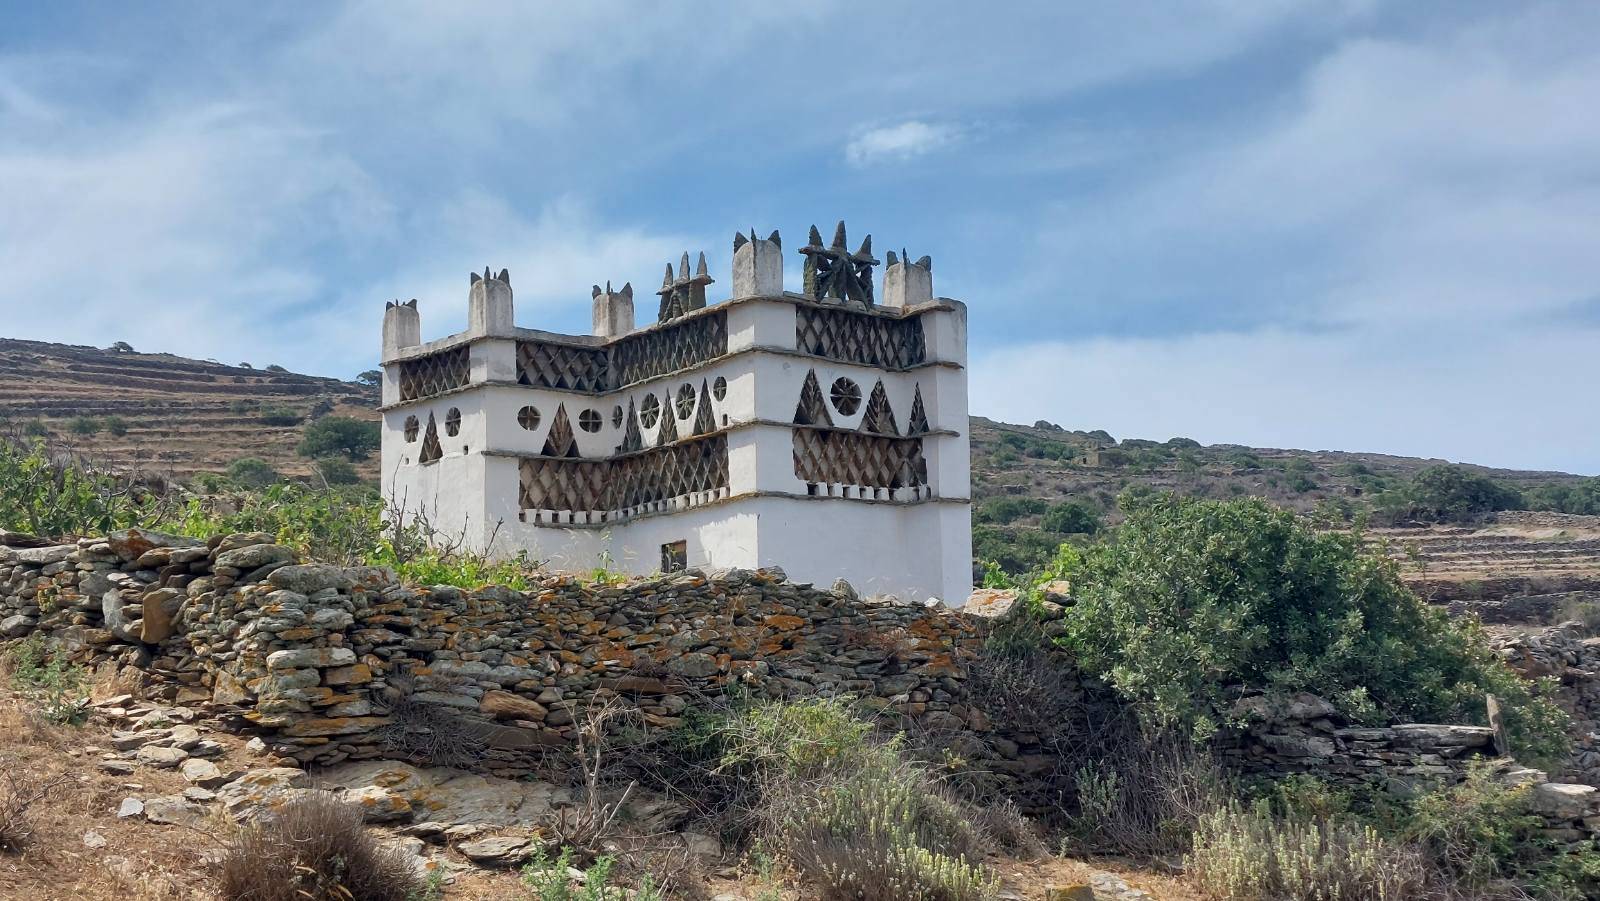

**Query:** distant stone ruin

left=380, top=222, right=971, bottom=604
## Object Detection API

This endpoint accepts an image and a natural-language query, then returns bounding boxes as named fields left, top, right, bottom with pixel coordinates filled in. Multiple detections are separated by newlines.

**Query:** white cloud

left=846, top=120, right=962, bottom=166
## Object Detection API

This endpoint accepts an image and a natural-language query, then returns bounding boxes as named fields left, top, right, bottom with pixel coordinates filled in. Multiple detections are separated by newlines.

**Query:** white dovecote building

left=379, top=222, right=971, bottom=603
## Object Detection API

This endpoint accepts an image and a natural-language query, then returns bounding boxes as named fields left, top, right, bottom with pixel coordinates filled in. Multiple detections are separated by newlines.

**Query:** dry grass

left=214, top=790, right=423, bottom=901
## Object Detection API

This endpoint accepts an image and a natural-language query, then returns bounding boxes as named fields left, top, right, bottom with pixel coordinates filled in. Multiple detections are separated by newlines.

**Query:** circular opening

left=403, top=415, right=420, bottom=442
left=444, top=408, right=462, bottom=437
left=675, top=384, right=696, bottom=419
left=712, top=376, right=728, bottom=401
left=611, top=405, right=623, bottom=428
left=578, top=409, right=602, bottom=433
left=517, top=405, right=541, bottom=431
left=639, top=394, right=661, bottom=428
left=830, top=378, right=862, bottom=415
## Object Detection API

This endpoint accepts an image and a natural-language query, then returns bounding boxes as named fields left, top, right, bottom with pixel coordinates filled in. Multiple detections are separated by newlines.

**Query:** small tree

left=103, top=416, right=129, bottom=437
left=1394, top=465, right=1523, bottom=524
left=297, top=416, right=379, bottom=462
left=264, top=364, right=289, bottom=373
left=68, top=416, right=100, bottom=436
left=355, top=369, right=382, bottom=388
left=108, top=341, right=134, bottom=353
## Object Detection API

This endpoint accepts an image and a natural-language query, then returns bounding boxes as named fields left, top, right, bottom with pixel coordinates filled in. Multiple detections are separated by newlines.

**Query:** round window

left=517, top=405, right=541, bottom=431
left=444, top=407, right=462, bottom=437
left=611, top=405, right=624, bottom=428
left=675, top=384, right=696, bottom=419
left=403, top=415, right=419, bottom=442
left=830, top=378, right=862, bottom=415
left=712, top=376, right=727, bottom=401
left=639, top=394, right=661, bottom=428
left=578, top=409, right=602, bottom=433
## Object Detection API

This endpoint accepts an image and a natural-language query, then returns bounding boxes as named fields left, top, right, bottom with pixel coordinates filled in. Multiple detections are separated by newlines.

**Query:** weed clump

left=214, top=790, right=422, bottom=901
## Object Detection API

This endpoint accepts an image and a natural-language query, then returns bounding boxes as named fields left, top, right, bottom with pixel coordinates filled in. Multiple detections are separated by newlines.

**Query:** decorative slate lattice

left=516, top=341, right=608, bottom=392
left=674, top=383, right=696, bottom=419
left=829, top=377, right=861, bottom=415
left=398, top=346, right=470, bottom=402
left=519, top=435, right=729, bottom=514
left=859, top=380, right=898, bottom=436
left=792, top=429, right=926, bottom=490
left=512, top=308, right=730, bottom=394
left=907, top=385, right=929, bottom=435
left=444, top=408, right=462, bottom=437
left=656, top=397, right=679, bottom=445
left=639, top=394, right=661, bottom=429
left=793, top=369, right=833, bottom=427
left=403, top=415, right=419, bottom=442
left=795, top=305, right=925, bottom=370
left=610, top=310, right=728, bottom=386
left=419, top=412, right=443, bottom=464
left=692, top=380, right=716, bottom=436
left=618, top=398, right=643, bottom=453
left=541, top=404, right=579, bottom=458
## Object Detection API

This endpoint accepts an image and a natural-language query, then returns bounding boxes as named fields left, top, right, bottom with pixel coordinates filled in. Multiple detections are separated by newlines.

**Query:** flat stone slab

left=316, top=761, right=571, bottom=829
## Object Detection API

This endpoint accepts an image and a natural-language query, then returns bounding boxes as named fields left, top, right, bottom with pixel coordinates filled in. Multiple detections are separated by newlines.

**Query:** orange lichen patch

left=763, top=614, right=806, bottom=631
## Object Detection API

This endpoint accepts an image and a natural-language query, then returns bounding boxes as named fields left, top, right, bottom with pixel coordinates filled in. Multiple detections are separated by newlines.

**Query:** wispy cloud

left=846, top=120, right=962, bottom=166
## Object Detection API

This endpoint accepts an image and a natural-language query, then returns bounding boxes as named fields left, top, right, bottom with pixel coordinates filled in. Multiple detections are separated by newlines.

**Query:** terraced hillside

left=0, top=338, right=377, bottom=480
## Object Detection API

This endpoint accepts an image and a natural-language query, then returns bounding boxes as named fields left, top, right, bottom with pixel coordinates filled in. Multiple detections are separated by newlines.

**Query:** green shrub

left=225, top=457, right=280, bottom=488
left=4, top=637, right=89, bottom=726
left=1186, top=802, right=1430, bottom=900
left=974, top=496, right=1048, bottom=525
left=1404, top=766, right=1600, bottom=898
left=103, top=416, right=129, bottom=437
left=20, top=420, right=49, bottom=437
left=0, top=438, right=157, bottom=537
left=1056, top=492, right=1569, bottom=759
left=1040, top=500, right=1100, bottom=535
left=297, top=415, right=380, bottom=461
left=172, top=482, right=384, bottom=565
left=67, top=416, right=100, bottom=436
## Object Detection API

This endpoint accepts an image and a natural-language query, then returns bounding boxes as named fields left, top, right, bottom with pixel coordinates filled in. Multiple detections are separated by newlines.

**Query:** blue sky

left=2, top=1, right=1597, bottom=472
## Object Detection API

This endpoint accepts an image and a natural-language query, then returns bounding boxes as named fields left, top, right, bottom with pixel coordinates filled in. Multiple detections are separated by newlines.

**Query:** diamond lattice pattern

left=398, top=347, right=470, bottom=402
left=795, top=306, right=925, bottom=369
left=519, top=435, right=729, bottom=514
left=792, top=429, right=927, bottom=490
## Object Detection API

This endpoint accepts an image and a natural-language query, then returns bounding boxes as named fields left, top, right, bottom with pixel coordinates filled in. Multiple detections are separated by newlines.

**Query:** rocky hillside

left=0, top=338, right=377, bottom=481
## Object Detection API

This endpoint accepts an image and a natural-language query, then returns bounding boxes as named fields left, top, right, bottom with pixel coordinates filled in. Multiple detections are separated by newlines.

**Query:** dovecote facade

left=380, top=222, right=971, bottom=603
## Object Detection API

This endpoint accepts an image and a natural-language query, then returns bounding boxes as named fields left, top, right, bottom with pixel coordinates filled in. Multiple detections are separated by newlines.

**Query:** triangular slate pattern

left=692, top=380, right=716, bottom=436
left=907, top=384, right=929, bottom=435
left=793, top=369, right=833, bottom=427
left=860, top=380, right=899, bottom=436
left=541, top=404, right=579, bottom=458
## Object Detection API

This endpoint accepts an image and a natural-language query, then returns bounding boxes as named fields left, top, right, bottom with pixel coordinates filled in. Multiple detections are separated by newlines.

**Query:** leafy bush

left=1056, top=492, right=1569, bottom=759
left=214, top=791, right=422, bottom=901
left=103, top=415, right=128, bottom=437
left=4, top=637, right=89, bottom=726
left=1186, top=802, right=1430, bottom=900
left=0, top=438, right=159, bottom=537
left=522, top=846, right=664, bottom=901
left=971, top=524, right=1061, bottom=575
left=172, top=482, right=385, bottom=565
left=1526, top=477, right=1600, bottom=516
left=298, top=415, right=380, bottom=461
left=1405, top=766, right=1600, bottom=898
left=67, top=416, right=100, bottom=436
left=1040, top=500, right=1100, bottom=534
left=225, top=457, right=280, bottom=488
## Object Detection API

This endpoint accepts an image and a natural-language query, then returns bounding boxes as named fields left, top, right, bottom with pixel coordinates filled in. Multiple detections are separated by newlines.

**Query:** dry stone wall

left=7, top=528, right=1600, bottom=835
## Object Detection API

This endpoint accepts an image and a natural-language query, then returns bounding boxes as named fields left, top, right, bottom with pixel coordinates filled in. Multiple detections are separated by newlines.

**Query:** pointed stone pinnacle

left=470, top=271, right=482, bottom=285
left=678, top=252, right=690, bottom=281
left=857, top=235, right=872, bottom=258
left=831, top=220, right=847, bottom=250
left=734, top=232, right=748, bottom=252
left=592, top=284, right=602, bottom=298
left=768, top=229, right=781, bottom=249
left=886, top=250, right=898, bottom=266
left=695, top=251, right=708, bottom=278
left=605, top=280, right=612, bottom=293
left=620, top=282, right=632, bottom=298
left=808, top=224, right=823, bottom=246
left=916, top=255, right=932, bottom=271
left=662, top=264, right=674, bottom=288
